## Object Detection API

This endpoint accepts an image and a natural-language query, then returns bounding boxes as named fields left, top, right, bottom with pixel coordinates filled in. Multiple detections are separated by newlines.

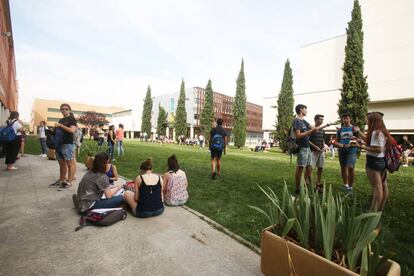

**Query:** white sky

left=10, top=0, right=353, bottom=121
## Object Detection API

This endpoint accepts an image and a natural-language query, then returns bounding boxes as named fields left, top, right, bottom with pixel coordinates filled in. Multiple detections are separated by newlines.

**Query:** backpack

left=45, top=129, right=56, bottom=149
left=75, top=208, right=127, bottom=231
left=54, top=127, right=64, bottom=147
left=0, top=119, right=17, bottom=142
left=211, top=133, right=223, bottom=151
left=286, top=125, right=300, bottom=155
left=385, top=137, right=402, bottom=173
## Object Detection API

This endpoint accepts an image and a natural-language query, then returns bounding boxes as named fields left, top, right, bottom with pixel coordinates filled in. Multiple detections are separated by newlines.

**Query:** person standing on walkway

left=293, top=105, right=328, bottom=194
left=309, top=114, right=328, bottom=191
left=38, top=121, right=48, bottom=157
left=115, top=123, right=125, bottom=157
left=124, top=159, right=164, bottom=218
left=3, top=111, right=23, bottom=171
left=209, top=118, right=227, bottom=180
left=333, top=113, right=361, bottom=192
left=50, top=103, right=77, bottom=191
left=107, top=125, right=116, bottom=161
left=354, top=112, right=392, bottom=211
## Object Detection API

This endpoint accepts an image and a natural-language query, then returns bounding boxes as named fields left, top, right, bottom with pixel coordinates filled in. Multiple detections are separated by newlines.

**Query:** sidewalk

left=0, top=155, right=261, bottom=276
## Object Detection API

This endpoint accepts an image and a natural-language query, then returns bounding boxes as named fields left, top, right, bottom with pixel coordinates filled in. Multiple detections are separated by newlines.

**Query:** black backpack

left=286, top=125, right=300, bottom=155
left=75, top=208, right=127, bottom=231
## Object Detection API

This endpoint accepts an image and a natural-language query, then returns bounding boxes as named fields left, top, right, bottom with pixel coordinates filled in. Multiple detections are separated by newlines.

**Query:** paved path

left=0, top=155, right=261, bottom=276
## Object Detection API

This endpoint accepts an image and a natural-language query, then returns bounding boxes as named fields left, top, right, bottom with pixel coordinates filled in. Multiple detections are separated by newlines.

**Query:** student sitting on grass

left=124, top=159, right=165, bottom=218
left=75, top=152, right=127, bottom=214
left=163, top=155, right=189, bottom=206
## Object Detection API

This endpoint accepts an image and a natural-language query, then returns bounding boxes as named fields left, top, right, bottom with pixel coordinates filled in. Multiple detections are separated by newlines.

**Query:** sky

left=10, top=0, right=353, bottom=122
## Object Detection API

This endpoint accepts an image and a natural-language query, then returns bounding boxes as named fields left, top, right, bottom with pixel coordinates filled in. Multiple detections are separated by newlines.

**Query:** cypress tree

left=157, top=104, right=168, bottom=136
left=232, top=59, right=247, bottom=148
left=175, top=79, right=188, bottom=140
left=276, top=59, right=294, bottom=152
left=338, top=0, right=369, bottom=130
left=141, top=85, right=153, bottom=135
left=200, top=79, right=214, bottom=139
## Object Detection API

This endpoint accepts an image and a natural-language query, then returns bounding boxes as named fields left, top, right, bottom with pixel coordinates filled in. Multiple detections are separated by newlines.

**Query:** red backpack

left=385, top=137, right=402, bottom=173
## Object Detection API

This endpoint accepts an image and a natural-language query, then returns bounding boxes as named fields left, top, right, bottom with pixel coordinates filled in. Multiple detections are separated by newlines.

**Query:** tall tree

left=200, top=79, right=214, bottom=139
left=232, top=59, right=247, bottom=148
left=337, top=0, right=369, bottom=130
left=141, top=85, right=153, bottom=134
left=175, top=79, right=188, bottom=140
left=276, top=59, right=294, bottom=152
left=157, top=104, right=168, bottom=136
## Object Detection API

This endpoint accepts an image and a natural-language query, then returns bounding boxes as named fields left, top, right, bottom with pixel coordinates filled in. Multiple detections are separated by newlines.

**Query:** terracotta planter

left=261, top=226, right=400, bottom=276
left=47, top=149, right=56, bottom=160
left=85, top=156, right=94, bottom=170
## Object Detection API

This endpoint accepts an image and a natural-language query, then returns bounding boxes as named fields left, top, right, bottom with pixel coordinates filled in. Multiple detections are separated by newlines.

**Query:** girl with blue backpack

left=2, top=111, right=23, bottom=171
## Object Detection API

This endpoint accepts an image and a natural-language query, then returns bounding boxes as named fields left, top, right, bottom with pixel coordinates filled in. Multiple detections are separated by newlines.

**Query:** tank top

left=106, top=164, right=114, bottom=184
left=165, top=170, right=189, bottom=204
left=137, top=175, right=163, bottom=212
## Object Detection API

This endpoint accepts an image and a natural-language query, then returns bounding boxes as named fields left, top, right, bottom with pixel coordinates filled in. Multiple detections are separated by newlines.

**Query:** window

left=47, top=117, right=60, bottom=122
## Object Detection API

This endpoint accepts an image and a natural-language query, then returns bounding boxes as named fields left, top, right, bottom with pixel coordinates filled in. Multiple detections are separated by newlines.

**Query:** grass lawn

left=24, top=136, right=414, bottom=274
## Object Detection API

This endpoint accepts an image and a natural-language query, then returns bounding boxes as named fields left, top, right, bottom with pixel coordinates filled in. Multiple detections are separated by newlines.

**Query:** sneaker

left=42, top=154, right=47, bottom=158
left=212, top=172, right=216, bottom=180
left=49, top=180, right=63, bottom=187
left=5, top=166, right=18, bottom=171
left=58, top=182, right=72, bottom=191
left=402, top=164, right=409, bottom=167
left=344, top=186, right=353, bottom=193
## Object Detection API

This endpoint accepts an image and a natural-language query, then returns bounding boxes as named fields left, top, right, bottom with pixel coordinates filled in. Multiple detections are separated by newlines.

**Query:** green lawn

left=24, top=136, right=414, bottom=274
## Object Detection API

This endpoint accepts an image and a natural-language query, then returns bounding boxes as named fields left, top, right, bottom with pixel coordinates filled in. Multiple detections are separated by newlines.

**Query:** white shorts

left=312, top=150, right=325, bottom=168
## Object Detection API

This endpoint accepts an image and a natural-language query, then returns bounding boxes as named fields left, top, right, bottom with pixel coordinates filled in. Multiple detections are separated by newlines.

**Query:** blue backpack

left=211, top=134, right=223, bottom=151
left=0, top=120, right=18, bottom=142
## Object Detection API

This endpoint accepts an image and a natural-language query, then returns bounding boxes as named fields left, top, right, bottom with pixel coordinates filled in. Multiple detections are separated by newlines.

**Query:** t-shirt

left=58, top=116, right=77, bottom=144
left=165, top=169, right=189, bottom=204
left=38, top=126, right=46, bottom=138
left=293, top=118, right=311, bottom=148
left=77, top=171, right=110, bottom=212
left=309, top=128, right=325, bottom=151
left=337, top=126, right=358, bottom=154
left=367, top=131, right=386, bottom=158
left=115, top=128, right=124, bottom=140
left=209, top=126, right=227, bottom=151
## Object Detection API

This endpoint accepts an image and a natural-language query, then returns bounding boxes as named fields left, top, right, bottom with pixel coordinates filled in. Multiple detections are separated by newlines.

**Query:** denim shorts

left=338, top=149, right=357, bottom=168
left=133, top=206, right=164, bottom=218
left=92, top=195, right=124, bottom=209
left=55, top=144, right=76, bottom=161
left=366, top=155, right=386, bottom=172
left=297, top=147, right=312, bottom=167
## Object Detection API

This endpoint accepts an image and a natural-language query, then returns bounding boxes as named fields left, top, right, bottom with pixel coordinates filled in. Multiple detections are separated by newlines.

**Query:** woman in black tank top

left=124, top=159, right=164, bottom=218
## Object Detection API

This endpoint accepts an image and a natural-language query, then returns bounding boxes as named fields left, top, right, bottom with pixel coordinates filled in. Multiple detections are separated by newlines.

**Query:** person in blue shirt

left=333, top=113, right=362, bottom=192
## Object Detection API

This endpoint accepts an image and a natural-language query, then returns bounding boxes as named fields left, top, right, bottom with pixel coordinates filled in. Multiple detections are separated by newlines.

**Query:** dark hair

left=314, top=114, right=324, bottom=120
left=167, top=154, right=179, bottom=172
left=92, top=152, right=109, bottom=174
left=109, top=125, right=114, bottom=131
left=341, top=113, right=351, bottom=119
left=60, top=103, right=72, bottom=111
left=367, top=111, right=384, bottom=117
left=140, top=158, right=152, bottom=172
left=217, top=118, right=223, bottom=126
left=8, top=111, right=19, bottom=120
left=119, top=124, right=124, bottom=128
left=99, top=124, right=104, bottom=127
left=295, top=104, right=307, bottom=114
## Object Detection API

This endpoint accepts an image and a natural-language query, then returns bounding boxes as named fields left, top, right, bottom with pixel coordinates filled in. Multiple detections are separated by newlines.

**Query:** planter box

left=85, top=156, right=94, bottom=170
left=47, top=149, right=56, bottom=160
left=261, top=226, right=400, bottom=276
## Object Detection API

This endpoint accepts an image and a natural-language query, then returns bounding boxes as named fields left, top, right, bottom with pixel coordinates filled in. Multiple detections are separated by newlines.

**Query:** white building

left=265, top=0, right=414, bottom=136
left=111, top=108, right=142, bottom=138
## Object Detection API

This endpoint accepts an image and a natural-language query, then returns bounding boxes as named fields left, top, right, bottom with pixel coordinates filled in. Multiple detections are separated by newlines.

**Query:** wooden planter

left=85, top=156, right=94, bottom=170
left=261, top=226, right=400, bottom=276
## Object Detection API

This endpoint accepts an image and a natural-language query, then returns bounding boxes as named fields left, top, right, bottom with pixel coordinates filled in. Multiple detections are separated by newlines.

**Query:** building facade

left=30, top=98, right=125, bottom=133
left=263, top=0, right=414, bottom=139
left=111, top=108, right=142, bottom=139
left=153, top=86, right=263, bottom=145
left=0, top=0, right=18, bottom=124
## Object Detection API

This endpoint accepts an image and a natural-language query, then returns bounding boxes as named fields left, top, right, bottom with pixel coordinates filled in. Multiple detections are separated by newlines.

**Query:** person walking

left=3, top=111, right=23, bottom=171
left=329, top=135, right=336, bottom=159
left=354, top=112, right=392, bottom=211
left=50, top=103, right=77, bottom=191
left=38, top=121, right=48, bottom=157
left=209, top=118, right=227, bottom=180
left=333, top=113, right=362, bottom=192
left=115, top=123, right=125, bottom=157
left=293, top=105, right=328, bottom=194
left=107, top=125, right=116, bottom=161
left=309, top=114, right=327, bottom=191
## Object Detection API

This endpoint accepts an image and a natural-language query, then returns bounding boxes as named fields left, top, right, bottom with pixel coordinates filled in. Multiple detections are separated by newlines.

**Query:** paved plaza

left=0, top=155, right=261, bottom=276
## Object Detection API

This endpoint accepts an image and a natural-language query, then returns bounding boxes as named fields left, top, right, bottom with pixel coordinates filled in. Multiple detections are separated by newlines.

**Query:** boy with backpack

left=209, top=118, right=227, bottom=180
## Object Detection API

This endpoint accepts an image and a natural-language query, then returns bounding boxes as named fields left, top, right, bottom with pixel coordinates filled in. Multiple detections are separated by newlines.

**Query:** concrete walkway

left=0, top=155, right=261, bottom=276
